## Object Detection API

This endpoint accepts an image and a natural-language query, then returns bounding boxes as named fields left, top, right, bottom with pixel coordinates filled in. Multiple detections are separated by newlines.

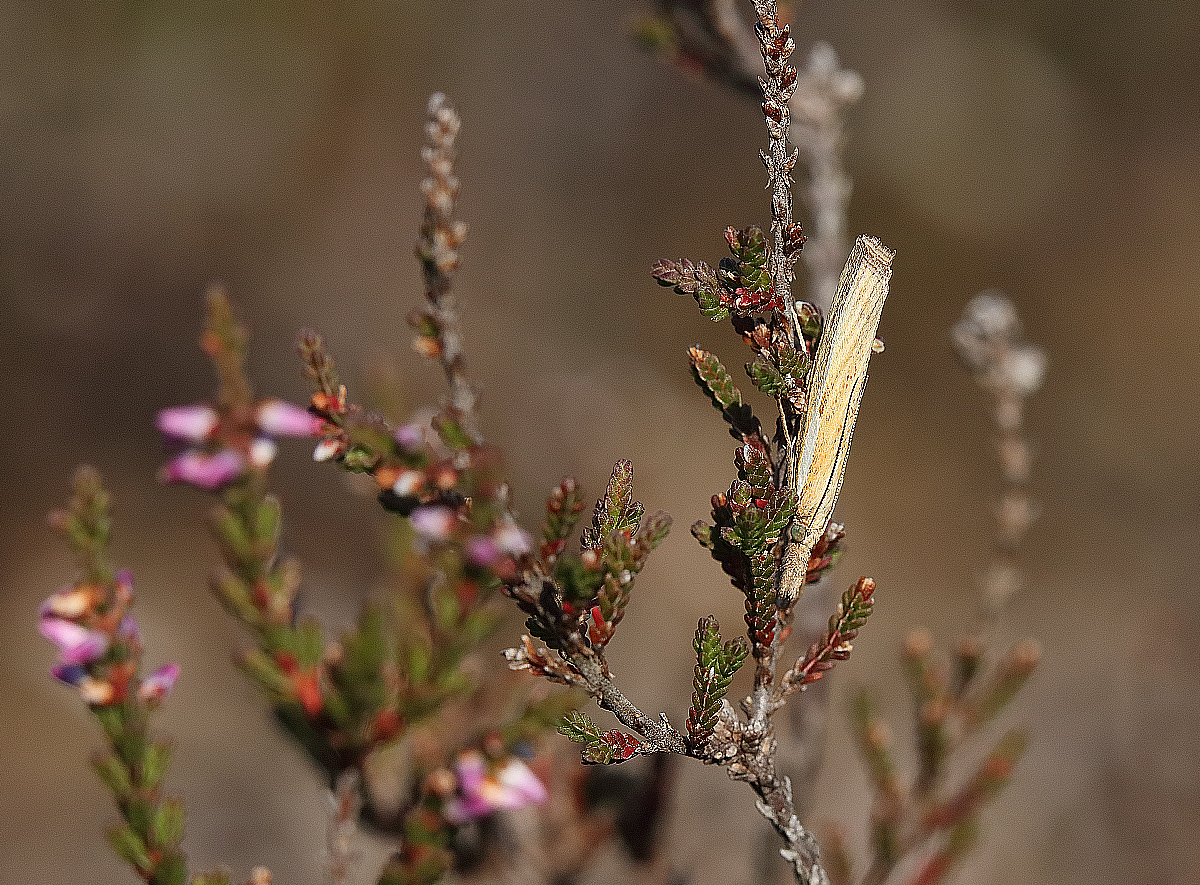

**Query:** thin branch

left=790, top=43, right=864, bottom=313
left=415, top=92, right=478, bottom=442
left=752, top=0, right=803, bottom=331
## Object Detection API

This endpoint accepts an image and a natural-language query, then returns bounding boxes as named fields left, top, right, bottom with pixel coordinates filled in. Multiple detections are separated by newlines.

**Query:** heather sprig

left=39, top=467, right=233, bottom=885
left=686, top=616, right=748, bottom=749
left=836, top=627, right=1038, bottom=885
left=381, top=7, right=886, bottom=884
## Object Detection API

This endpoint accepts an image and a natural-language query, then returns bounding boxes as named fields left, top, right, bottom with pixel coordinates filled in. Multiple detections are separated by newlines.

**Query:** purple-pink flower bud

left=493, top=523, right=532, bottom=557
left=139, top=662, right=181, bottom=705
left=410, top=505, right=457, bottom=542
left=494, top=757, right=549, bottom=807
left=156, top=405, right=219, bottom=443
left=160, top=448, right=246, bottom=489
left=256, top=399, right=324, bottom=437
left=393, top=422, right=425, bottom=452
left=464, top=535, right=501, bottom=568
left=443, top=751, right=548, bottom=824
left=39, top=615, right=109, bottom=665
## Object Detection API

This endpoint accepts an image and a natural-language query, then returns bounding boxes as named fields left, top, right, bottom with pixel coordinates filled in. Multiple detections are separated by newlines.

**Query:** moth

left=783, top=235, right=894, bottom=601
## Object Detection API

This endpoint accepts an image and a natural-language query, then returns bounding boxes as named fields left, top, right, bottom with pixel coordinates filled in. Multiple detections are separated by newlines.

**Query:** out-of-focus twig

left=951, top=291, right=1047, bottom=620
left=326, top=770, right=364, bottom=885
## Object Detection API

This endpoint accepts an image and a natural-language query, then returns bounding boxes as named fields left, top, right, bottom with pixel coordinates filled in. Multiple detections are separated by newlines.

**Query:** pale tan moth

left=781, top=234, right=894, bottom=604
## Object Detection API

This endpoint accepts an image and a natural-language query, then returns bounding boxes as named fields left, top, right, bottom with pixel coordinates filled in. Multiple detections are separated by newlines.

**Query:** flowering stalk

left=39, top=467, right=205, bottom=885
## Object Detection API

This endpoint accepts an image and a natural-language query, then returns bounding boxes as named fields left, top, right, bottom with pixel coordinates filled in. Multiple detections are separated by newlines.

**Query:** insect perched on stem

left=781, top=235, right=894, bottom=605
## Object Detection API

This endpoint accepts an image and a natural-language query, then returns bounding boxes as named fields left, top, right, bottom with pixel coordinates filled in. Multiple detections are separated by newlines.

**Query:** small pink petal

left=156, top=405, right=219, bottom=443
left=410, top=506, right=457, bottom=542
left=493, top=524, right=532, bottom=557
left=464, top=535, right=501, bottom=568
left=116, top=615, right=141, bottom=644
left=139, top=662, right=181, bottom=704
left=454, top=751, right=486, bottom=794
left=443, top=794, right=493, bottom=825
left=393, top=422, right=425, bottom=451
left=39, top=616, right=109, bottom=665
left=256, top=399, right=324, bottom=437
left=248, top=437, right=278, bottom=469
left=495, top=758, right=548, bottom=807
left=114, top=570, right=135, bottom=605
left=160, top=449, right=246, bottom=489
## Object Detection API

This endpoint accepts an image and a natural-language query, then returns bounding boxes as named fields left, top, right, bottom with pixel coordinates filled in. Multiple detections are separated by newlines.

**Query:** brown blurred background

left=3, top=1, right=1199, bottom=883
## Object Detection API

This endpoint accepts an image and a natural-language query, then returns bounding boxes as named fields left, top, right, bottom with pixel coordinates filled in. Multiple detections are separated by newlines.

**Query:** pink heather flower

left=464, top=535, right=501, bottom=568
left=160, top=448, right=246, bottom=490
left=39, top=615, right=109, bottom=666
left=139, top=662, right=181, bottom=705
left=410, top=505, right=457, bottom=542
left=255, top=399, right=324, bottom=437
left=494, top=757, right=549, bottom=807
left=156, top=404, right=220, bottom=443
left=493, top=523, right=532, bottom=557
left=394, top=422, right=425, bottom=452
left=116, top=615, right=141, bottom=645
left=443, top=751, right=548, bottom=824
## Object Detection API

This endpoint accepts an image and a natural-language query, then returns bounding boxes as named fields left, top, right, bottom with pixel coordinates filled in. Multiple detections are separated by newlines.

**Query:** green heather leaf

left=127, top=795, right=154, bottom=840
left=636, top=511, right=673, bottom=553
left=91, top=752, right=132, bottom=798
left=559, top=710, right=603, bottom=744
left=295, top=616, right=325, bottom=668
left=140, top=742, right=173, bottom=792
left=689, top=347, right=741, bottom=410
left=796, top=301, right=823, bottom=343
left=254, top=495, right=282, bottom=547
left=748, top=359, right=786, bottom=397
left=543, top=479, right=586, bottom=546
left=238, top=648, right=291, bottom=698
left=556, top=554, right=603, bottom=608
left=653, top=259, right=730, bottom=321
left=151, top=800, right=185, bottom=849
left=776, top=340, right=811, bottom=381
left=339, top=609, right=387, bottom=715
left=690, top=520, right=717, bottom=551
left=108, top=823, right=153, bottom=871
left=211, top=508, right=252, bottom=564
left=735, top=443, right=774, bottom=490
left=212, top=572, right=260, bottom=625
left=434, top=414, right=473, bottom=451
left=581, top=460, right=643, bottom=548
left=341, top=443, right=378, bottom=472
left=150, top=852, right=187, bottom=885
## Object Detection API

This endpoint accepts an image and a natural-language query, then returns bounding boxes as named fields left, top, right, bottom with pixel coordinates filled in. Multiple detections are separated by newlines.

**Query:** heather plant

left=37, top=4, right=1042, bottom=885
